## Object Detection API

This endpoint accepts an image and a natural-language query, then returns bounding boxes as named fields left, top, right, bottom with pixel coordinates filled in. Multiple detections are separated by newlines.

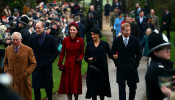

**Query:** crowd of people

left=0, top=0, right=174, bottom=100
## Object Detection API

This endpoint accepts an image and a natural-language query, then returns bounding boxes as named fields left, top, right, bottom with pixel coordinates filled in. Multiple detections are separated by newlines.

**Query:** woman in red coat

left=58, top=22, right=84, bottom=100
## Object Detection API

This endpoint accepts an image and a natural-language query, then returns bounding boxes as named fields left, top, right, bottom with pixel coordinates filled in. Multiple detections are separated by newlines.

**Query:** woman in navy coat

left=84, top=27, right=114, bottom=100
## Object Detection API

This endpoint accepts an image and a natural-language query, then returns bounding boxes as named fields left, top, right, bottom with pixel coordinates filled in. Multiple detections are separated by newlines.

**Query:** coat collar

left=13, top=44, right=25, bottom=59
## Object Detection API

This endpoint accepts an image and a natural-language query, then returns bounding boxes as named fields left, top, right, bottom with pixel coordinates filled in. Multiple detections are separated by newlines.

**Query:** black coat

left=19, top=28, right=31, bottom=46
left=86, top=18, right=97, bottom=43
left=130, top=22, right=140, bottom=39
left=136, top=17, right=147, bottom=41
left=77, top=22, right=86, bottom=38
left=84, top=41, right=113, bottom=98
left=161, top=11, right=172, bottom=30
left=112, top=36, right=142, bottom=84
left=145, top=56, right=174, bottom=100
left=29, top=34, right=58, bottom=88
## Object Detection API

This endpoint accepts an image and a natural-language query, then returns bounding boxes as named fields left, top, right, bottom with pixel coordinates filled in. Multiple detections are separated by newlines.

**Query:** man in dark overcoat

left=136, top=10, right=147, bottom=42
left=16, top=16, right=31, bottom=46
left=160, top=8, right=172, bottom=40
left=112, top=23, right=142, bottom=100
left=29, top=21, right=58, bottom=100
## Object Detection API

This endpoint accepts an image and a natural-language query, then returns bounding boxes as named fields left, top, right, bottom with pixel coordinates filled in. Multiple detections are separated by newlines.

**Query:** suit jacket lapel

left=119, top=36, right=125, bottom=48
left=15, top=44, right=25, bottom=59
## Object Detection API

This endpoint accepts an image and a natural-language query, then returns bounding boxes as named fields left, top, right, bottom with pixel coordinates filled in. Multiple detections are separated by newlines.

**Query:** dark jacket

left=145, top=56, right=174, bottom=100
left=130, top=22, right=140, bottom=38
left=84, top=41, right=113, bottom=98
left=136, top=16, right=147, bottom=41
left=86, top=18, right=97, bottom=43
left=29, top=34, right=58, bottom=88
left=112, top=36, right=142, bottom=84
left=20, top=28, right=31, bottom=46
left=77, top=22, right=86, bottom=38
left=161, top=11, right=172, bottom=30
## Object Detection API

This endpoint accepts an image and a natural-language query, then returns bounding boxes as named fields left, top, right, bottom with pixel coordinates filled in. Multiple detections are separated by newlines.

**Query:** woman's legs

left=74, top=94, right=79, bottom=100
left=92, top=96, right=97, bottom=100
left=67, top=94, right=72, bottom=100
left=100, top=95, right=104, bottom=100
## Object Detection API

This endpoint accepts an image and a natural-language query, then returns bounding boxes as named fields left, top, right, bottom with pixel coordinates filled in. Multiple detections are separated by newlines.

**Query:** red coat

left=58, top=36, right=84, bottom=94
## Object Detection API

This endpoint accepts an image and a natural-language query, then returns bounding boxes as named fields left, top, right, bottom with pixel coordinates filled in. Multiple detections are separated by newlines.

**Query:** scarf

left=36, top=32, right=46, bottom=46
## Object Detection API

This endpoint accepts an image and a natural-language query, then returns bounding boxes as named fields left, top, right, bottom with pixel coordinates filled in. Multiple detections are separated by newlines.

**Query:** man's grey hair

left=74, top=16, right=80, bottom=22
left=11, top=32, right=22, bottom=40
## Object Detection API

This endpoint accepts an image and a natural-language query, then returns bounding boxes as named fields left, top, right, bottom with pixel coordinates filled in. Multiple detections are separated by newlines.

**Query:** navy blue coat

left=136, top=16, right=147, bottom=41
left=84, top=41, right=113, bottom=98
left=77, top=22, right=86, bottom=38
left=29, top=34, right=58, bottom=88
left=112, top=36, right=142, bottom=84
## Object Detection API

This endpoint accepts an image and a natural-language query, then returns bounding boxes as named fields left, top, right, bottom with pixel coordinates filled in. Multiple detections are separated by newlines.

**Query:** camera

left=159, top=76, right=172, bottom=87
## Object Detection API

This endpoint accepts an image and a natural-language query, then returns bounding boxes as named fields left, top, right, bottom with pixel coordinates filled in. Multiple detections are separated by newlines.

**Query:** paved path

left=48, top=13, right=147, bottom=100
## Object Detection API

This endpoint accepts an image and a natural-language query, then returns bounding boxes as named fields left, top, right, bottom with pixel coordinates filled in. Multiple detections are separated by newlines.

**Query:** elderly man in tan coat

left=4, top=32, right=36, bottom=100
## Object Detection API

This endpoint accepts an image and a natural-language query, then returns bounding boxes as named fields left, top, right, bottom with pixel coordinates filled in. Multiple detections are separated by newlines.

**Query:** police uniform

left=145, top=33, right=174, bottom=100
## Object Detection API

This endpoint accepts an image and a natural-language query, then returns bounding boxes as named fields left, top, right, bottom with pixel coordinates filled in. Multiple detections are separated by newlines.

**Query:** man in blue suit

left=74, top=16, right=86, bottom=39
left=136, top=11, right=147, bottom=42
left=112, top=23, right=142, bottom=100
left=29, top=21, right=58, bottom=100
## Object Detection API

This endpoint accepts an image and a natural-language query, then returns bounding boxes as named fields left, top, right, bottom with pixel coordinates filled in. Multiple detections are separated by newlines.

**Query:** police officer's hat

left=148, top=33, right=171, bottom=56
left=19, top=16, right=29, bottom=25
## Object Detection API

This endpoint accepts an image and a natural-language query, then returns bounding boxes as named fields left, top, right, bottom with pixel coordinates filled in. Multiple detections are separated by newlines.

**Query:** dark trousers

left=34, top=88, right=52, bottom=100
left=118, top=83, right=137, bottom=100
left=160, top=27, right=170, bottom=40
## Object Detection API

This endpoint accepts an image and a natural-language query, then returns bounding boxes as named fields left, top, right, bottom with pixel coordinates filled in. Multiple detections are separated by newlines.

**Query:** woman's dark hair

left=91, top=27, right=102, bottom=38
left=68, top=22, right=80, bottom=37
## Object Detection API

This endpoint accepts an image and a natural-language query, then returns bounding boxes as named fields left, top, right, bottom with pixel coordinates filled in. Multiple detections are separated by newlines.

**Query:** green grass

left=162, top=31, right=175, bottom=68
left=31, top=35, right=107, bottom=100
left=167, top=31, right=175, bottom=68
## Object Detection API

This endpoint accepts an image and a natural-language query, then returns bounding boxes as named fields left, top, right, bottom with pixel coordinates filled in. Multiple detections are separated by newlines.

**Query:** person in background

left=150, top=9, right=160, bottom=31
left=0, top=25, right=11, bottom=73
left=126, top=16, right=140, bottom=39
left=110, top=7, right=120, bottom=40
left=4, top=32, right=36, bottom=100
left=134, top=3, right=142, bottom=18
left=112, top=23, right=142, bottom=100
left=29, top=21, right=58, bottom=100
left=3, top=5, right=11, bottom=17
left=160, top=8, right=172, bottom=40
left=112, top=0, right=121, bottom=11
left=143, top=2, right=150, bottom=16
left=145, top=15, right=155, bottom=31
left=58, top=22, right=84, bottom=100
left=136, top=10, right=147, bottom=41
left=140, top=28, right=152, bottom=66
left=114, top=13, right=123, bottom=38
left=121, top=14, right=128, bottom=25
left=86, top=13, right=97, bottom=43
left=84, top=27, right=114, bottom=100
left=104, top=0, right=111, bottom=23
left=145, top=33, right=174, bottom=100
left=75, top=16, right=86, bottom=39
left=15, top=16, right=31, bottom=46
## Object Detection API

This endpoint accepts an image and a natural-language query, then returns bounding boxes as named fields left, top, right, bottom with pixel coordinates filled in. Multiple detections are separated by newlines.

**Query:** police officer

left=16, top=16, right=30, bottom=46
left=145, top=33, right=174, bottom=100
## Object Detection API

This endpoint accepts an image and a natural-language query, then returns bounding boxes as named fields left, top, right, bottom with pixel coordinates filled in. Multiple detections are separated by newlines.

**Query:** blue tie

left=15, top=47, right=18, bottom=53
left=124, top=38, right=128, bottom=47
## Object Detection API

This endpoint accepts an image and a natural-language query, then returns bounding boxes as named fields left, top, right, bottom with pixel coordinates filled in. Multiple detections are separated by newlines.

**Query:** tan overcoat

left=4, top=44, right=36, bottom=100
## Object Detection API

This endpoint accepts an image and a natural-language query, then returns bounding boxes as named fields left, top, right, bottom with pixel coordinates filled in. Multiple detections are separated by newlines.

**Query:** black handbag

left=89, top=64, right=99, bottom=72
